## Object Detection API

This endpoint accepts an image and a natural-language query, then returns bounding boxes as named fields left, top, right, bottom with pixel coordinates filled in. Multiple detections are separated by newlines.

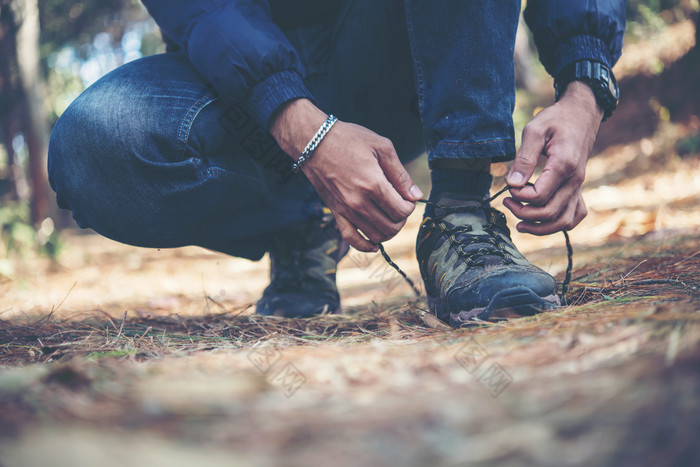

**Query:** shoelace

left=420, top=204, right=514, bottom=270
left=377, top=185, right=574, bottom=304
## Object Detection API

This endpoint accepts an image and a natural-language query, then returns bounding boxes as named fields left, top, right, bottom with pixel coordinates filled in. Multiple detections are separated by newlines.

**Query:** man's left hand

left=503, top=81, right=604, bottom=236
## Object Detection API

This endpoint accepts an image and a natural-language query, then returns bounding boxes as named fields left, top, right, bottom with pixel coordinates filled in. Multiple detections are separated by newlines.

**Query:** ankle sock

left=429, top=167, right=493, bottom=198
left=426, top=167, right=493, bottom=217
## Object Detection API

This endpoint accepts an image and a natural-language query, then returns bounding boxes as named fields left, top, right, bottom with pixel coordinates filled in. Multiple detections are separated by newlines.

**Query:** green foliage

left=625, top=0, right=699, bottom=43
left=39, top=0, right=162, bottom=123
left=40, top=0, right=135, bottom=52
left=627, top=0, right=682, bottom=21
left=86, top=349, right=139, bottom=359
left=677, top=132, right=700, bottom=157
left=0, top=201, right=61, bottom=266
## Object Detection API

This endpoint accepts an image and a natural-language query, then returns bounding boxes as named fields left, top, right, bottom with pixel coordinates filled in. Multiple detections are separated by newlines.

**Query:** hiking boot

left=256, top=208, right=349, bottom=318
left=416, top=193, right=560, bottom=327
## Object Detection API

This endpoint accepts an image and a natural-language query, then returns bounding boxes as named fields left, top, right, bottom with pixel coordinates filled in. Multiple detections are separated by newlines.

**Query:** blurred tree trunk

left=0, top=0, right=49, bottom=224
left=696, top=8, right=699, bottom=50
left=14, top=0, right=49, bottom=224
left=514, top=15, right=541, bottom=97
left=0, top=1, right=20, bottom=201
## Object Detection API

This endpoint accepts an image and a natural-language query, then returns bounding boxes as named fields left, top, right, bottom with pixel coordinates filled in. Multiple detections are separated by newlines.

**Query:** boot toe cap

left=446, top=267, right=559, bottom=321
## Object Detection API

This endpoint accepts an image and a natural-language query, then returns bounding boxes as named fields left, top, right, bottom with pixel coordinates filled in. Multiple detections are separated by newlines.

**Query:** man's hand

left=503, top=81, right=604, bottom=235
left=270, top=99, right=423, bottom=252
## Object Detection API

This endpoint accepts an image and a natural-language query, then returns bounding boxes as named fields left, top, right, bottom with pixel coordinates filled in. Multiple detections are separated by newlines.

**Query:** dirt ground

left=2, top=33, right=700, bottom=467
left=1, top=113, right=699, bottom=466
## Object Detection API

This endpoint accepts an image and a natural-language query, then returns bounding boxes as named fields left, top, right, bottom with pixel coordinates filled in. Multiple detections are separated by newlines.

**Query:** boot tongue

left=430, top=192, right=489, bottom=228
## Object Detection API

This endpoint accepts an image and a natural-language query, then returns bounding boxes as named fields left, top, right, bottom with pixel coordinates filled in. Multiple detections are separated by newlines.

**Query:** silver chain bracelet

left=291, top=114, right=338, bottom=173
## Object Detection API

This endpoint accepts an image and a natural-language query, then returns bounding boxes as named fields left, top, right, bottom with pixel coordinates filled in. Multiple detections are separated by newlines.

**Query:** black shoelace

left=377, top=185, right=574, bottom=304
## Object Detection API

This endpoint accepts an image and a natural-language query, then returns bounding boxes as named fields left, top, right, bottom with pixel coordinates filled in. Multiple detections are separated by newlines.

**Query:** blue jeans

left=48, top=0, right=520, bottom=260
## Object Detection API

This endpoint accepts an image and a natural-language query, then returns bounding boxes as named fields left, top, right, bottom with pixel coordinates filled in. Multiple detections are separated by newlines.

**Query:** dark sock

left=426, top=167, right=493, bottom=217
left=429, top=167, right=493, bottom=199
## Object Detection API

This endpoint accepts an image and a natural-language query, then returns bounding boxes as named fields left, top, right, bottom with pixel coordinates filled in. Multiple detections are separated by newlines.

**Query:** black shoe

left=256, top=208, right=349, bottom=318
left=416, top=193, right=560, bottom=327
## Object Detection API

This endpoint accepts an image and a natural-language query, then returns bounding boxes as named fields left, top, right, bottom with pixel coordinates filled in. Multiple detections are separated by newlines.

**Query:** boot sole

left=428, top=286, right=560, bottom=328
left=256, top=295, right=340, bottom=318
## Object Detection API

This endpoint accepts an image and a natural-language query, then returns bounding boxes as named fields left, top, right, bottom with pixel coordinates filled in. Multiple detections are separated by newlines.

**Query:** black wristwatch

left=554, top=60, right=619, bottom=121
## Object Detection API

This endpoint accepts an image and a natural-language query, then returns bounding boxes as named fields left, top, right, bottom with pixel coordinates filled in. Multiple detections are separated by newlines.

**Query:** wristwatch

left=554, top=60, right=619, bottom=121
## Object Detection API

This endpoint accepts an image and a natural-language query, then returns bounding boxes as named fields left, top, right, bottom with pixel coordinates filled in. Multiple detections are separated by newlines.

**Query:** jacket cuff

left=548, top=34, right=613, bottom=78
left=248, top=70, right=314, bottom=130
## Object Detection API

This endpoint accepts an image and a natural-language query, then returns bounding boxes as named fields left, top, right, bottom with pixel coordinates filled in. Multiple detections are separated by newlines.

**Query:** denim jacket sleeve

left=524, top=0, right=626, bottom=77
left=142, top=0, right=314, bottom=129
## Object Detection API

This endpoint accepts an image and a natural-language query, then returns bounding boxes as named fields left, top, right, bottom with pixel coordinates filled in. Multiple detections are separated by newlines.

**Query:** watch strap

left=555, top=60, right=619, bottom=121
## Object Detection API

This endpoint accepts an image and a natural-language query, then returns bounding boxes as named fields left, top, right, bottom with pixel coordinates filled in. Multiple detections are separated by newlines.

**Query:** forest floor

left=2, top=29, right=700, bottom=467
left=1, top=117, right=698, bottom=466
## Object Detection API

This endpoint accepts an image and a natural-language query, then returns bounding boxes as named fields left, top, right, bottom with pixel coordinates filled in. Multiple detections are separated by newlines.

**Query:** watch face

left=607, top=75, right=619, bottom=100
left=599, top=68, right=618, bottom=100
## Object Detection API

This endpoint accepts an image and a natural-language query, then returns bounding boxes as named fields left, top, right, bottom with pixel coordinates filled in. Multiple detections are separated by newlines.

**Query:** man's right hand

left=270, top=99, right=423, bottom=252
